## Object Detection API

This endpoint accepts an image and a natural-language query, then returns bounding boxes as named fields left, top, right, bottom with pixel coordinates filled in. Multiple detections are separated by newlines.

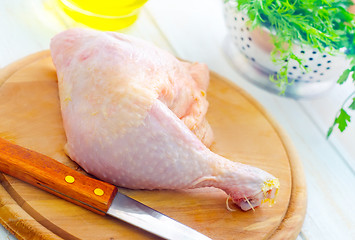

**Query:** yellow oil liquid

left=58, top=0, right=148, bottom=30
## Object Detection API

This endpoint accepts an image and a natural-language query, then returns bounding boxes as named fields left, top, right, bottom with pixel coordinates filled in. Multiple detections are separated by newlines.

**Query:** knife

left=0, top=138, right=211, bottom=240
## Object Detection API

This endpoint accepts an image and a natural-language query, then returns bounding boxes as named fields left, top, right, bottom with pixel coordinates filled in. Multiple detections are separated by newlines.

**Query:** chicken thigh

left=50, top=28, right=279, bottom=211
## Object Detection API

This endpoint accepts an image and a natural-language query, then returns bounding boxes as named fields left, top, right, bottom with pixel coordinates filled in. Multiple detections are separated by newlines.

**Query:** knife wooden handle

left=0, top=137, right=117, bottom=215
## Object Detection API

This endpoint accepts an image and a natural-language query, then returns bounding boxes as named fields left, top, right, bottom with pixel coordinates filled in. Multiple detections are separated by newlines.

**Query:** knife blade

left=0, top=137, right=211, bottom=240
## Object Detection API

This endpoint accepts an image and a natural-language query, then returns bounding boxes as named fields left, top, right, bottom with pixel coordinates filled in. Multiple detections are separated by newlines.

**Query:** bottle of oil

left=58, top=0, right=148, bottom=30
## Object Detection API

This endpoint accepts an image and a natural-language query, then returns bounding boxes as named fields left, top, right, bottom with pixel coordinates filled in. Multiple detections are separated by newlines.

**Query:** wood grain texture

left=0, top=51, right=306, bottom=240
left=0, top=137, right=118, bottom=215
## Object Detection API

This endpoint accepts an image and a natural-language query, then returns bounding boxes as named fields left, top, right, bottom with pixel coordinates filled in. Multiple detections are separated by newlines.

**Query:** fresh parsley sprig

left=327, top=95, right=355, bottom=137
left=230, top=0, right=355, bottom=135
left=327, top=58, right=355, bottom=137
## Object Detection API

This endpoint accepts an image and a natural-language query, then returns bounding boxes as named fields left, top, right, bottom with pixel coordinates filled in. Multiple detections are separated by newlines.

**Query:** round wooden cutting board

left=0, top=51, right=306, bottom=240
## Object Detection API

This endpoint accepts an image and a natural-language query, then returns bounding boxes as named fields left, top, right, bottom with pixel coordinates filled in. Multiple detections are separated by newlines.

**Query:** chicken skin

left=50, top=28, right=279, bottom=211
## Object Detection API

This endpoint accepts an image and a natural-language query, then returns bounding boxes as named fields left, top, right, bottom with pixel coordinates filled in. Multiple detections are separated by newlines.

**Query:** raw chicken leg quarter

left=50, top=28, right=279, bottom=211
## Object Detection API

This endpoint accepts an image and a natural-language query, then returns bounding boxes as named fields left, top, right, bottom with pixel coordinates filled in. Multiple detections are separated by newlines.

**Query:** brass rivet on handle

left=94, top=188, right=104, bottom=196
left=65, top=175, right=75, bottom=184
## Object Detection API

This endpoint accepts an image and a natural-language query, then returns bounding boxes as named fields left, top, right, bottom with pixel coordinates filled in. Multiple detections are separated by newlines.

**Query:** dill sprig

left=229, top=0, right=355, bottom=135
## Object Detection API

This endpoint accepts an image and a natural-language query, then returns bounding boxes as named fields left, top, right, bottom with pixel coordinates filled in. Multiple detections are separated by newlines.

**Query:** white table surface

left=0, top=0, right=354, bottom=239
